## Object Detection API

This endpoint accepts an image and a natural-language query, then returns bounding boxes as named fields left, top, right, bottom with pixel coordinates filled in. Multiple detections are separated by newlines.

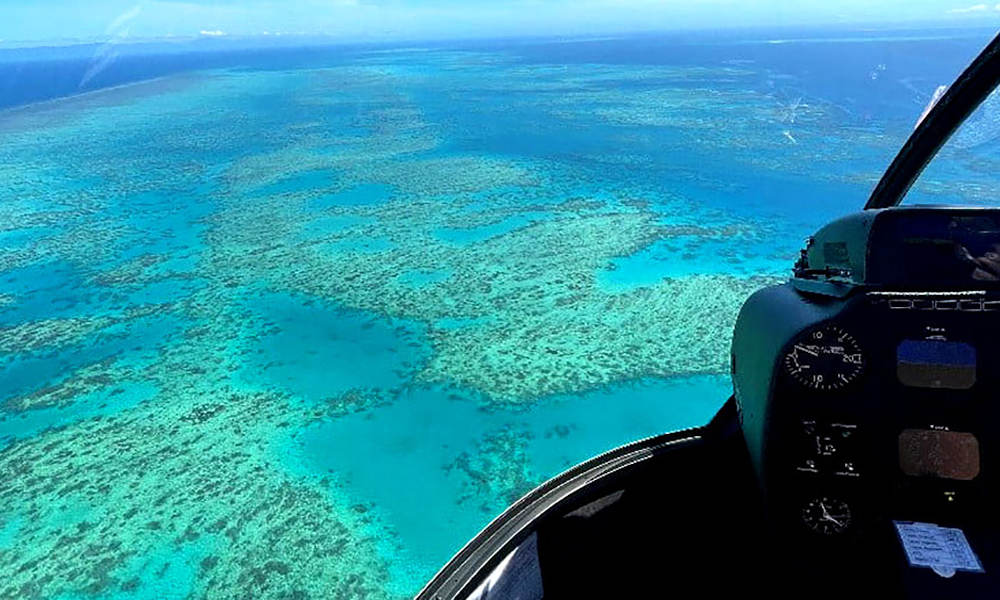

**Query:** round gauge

left=801, top=496, right=852, bottom=536
left=783, top=325, right=863, bottom=390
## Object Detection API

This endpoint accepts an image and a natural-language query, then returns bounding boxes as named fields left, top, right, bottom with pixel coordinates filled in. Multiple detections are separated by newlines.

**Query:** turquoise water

left=0, top=28, right=997, bottom=600
left=285, top=375, right=726, bottom=594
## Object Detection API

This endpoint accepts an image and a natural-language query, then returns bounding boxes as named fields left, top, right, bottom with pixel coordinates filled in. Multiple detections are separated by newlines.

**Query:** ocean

left=0, top=25, right=997, bottom=599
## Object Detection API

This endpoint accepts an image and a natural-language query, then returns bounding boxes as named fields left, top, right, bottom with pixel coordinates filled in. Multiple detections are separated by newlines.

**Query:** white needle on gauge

left=819, top=502, right=844, bottom=528
left=795, top=344, right=819, bottom=356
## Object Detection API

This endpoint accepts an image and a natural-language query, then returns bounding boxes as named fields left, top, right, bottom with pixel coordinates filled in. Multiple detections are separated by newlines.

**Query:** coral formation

left=446, top=425, right=542, bottom=516
left=0, top=41, right=948, bottom=599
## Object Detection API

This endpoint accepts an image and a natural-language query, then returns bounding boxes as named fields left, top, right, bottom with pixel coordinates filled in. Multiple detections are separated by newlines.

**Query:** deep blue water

left=2, top=26, right=993, bottom=116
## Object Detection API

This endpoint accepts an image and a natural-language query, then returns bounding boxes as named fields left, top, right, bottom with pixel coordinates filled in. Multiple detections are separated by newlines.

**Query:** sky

left=3, top=0, right=1000, bottom=45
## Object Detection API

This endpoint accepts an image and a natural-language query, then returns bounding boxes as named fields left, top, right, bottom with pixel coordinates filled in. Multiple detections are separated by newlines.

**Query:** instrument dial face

left=801, top=496, right=852, bottom=535
left=783, top=325, right=864, bottom=390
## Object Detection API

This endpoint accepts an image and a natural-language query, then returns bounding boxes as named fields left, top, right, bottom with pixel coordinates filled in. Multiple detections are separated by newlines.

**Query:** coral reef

left=0, top=282, right=398, bottom=599
left=0, top=42, right=941, bottom=600
left=446, top=425, right=542, bottom=516
left=0, top=315, right=117, bottom=353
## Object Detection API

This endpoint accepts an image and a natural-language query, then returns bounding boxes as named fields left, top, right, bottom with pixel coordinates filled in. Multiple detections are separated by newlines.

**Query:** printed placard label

left=894, top=521, right=984, bottom=577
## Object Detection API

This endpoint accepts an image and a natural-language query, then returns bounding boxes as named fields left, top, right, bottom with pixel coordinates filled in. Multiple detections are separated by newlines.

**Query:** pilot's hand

left=957, top=243, right=1000, bottom=281
left=971, top=243, right=1000, bottom=281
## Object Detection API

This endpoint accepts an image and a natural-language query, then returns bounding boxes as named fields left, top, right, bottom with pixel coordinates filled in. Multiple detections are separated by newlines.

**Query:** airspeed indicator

left=783, top=325, right=864, bottom=390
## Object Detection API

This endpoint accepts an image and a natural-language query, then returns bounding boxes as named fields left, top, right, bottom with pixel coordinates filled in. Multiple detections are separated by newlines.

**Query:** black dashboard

left=733, top=206, right=1000, bottom=584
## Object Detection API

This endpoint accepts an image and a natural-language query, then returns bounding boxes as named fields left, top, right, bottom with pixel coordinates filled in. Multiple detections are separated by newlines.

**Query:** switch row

left=886, top=298, right=1000, bottom=311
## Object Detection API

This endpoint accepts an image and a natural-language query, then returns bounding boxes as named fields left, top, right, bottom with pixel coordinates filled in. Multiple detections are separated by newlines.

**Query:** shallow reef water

left=0, top=30, right=994, bottom=599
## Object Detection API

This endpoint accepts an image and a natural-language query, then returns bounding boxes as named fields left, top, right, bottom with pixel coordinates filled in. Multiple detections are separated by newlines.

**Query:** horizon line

left=1, top=19, right=997, bottom=53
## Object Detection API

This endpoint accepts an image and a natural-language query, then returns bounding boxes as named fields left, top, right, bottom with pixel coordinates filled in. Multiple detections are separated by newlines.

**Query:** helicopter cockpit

left=416, top=32, right=1000, bottom=600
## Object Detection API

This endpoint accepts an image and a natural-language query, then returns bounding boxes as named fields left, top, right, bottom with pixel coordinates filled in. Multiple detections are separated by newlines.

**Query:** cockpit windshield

left=0, top=4, right=998, bottom=599
left=905, top=87, right=1000, bottom=205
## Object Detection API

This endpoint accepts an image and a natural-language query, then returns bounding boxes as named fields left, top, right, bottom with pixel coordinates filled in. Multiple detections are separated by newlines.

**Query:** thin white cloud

left=106, top=4, right=144, bottom=34
left=81, top=4, right=145, bottom=89
left=948, top=3, right=988, bottom=13
left=200, top=29, right=227, bottom=36
left=80, top=47, right=120, bottom=88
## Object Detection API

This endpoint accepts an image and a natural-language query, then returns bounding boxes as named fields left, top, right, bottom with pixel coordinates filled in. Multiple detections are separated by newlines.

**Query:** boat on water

left=418, top=32, right=1000, bottom=600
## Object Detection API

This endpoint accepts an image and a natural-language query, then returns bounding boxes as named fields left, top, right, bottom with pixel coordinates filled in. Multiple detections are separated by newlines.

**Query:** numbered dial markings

left=783, top=326, right=863, bottom=390
left=801, top=496, right=852, bottom=535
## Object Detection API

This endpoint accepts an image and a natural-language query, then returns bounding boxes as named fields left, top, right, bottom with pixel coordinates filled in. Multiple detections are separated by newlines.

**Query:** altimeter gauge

left=802, top=496, right=852, bottom=535
left=783, top=325, right=864, bottom=390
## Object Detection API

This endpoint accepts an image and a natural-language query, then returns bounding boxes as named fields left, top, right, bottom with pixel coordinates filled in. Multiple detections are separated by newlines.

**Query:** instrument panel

left=731, top=207, right=1000, bottom=577
left=768, top=292, right=995, bottom=542
left=733, top=291, right=999, bottom=558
